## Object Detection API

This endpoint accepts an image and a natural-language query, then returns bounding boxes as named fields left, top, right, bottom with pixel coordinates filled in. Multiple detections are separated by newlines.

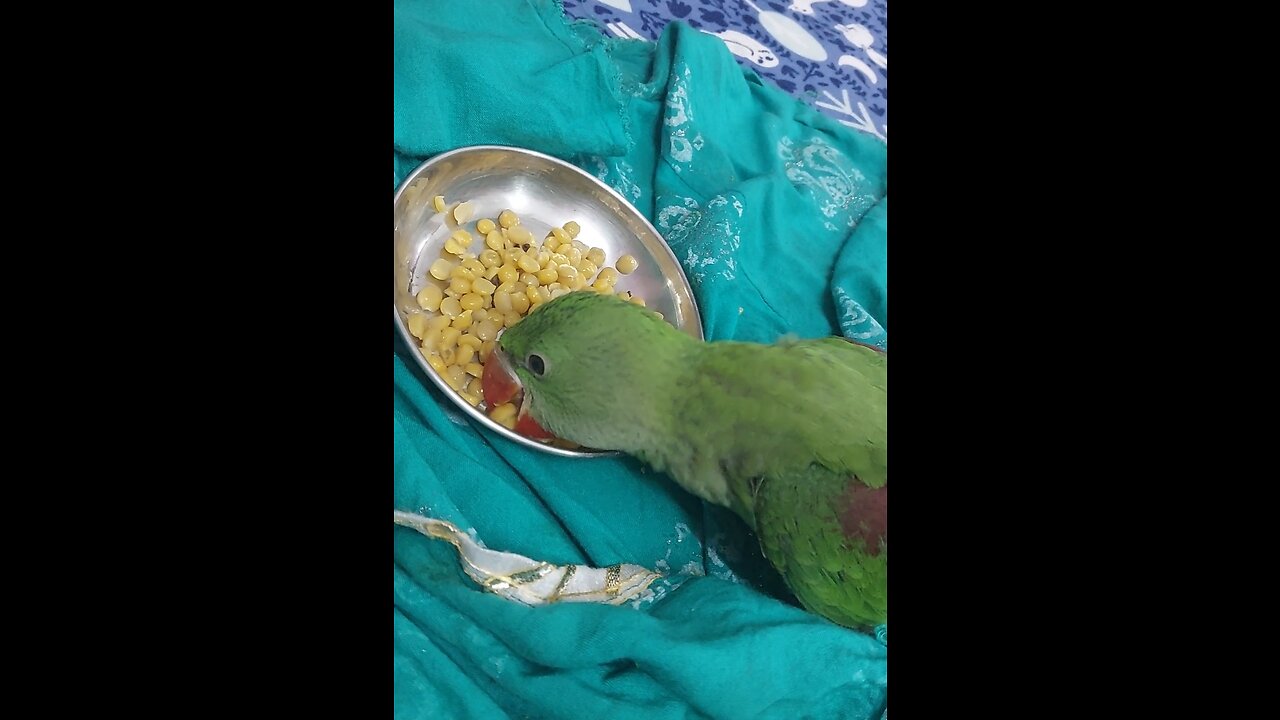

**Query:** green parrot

left=481, top=291, right=887, bottom=631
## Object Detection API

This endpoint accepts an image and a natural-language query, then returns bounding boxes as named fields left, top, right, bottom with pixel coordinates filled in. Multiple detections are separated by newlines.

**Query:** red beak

left=481, top=347, right=520, bottom=407
left=481, top=348, right=555, bottom=440
left=513, top=403, right=555, bottom=440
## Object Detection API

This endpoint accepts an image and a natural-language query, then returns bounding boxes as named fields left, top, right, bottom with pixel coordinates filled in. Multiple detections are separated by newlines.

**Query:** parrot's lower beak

left=482, top=348, right=554, bottom=440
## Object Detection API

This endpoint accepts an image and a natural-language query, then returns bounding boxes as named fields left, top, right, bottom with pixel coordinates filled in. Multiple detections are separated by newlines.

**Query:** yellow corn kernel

left=406, top=313, right=428, bottom=339
left=479, top=249, right=502, bottom=269
left=439, top=345, right=457, bottom=366
left=629, top=295, right=646, bottom=307
left=653, top=311, right=664, bottom=320
left=439, top=296, right=463, bottom=317
left=616, top=254, right=639, bottom=274
left=497, top=265, right=519, bottom=285
left=490, top=402, right=518, bottom=429
left=495, top=281, right=515, bottom=296
left=597, top=267, right=620, bottom=286
left=452, top=310, right=474, bottom=331
left=471, top=277, right=496, bottom=295
left=510, top=292, right=530, bottom=314
left=565, top=247, right=583, bottom=267
left=416, top=284, right=443, bottom=312
left=455, top=343, right=476, bottom=366
left=466, top=365, right=485, bottom=382
left=511, top=281, right=527, bottom=295
left=493, top=291, right=513, bottom=313
left=556, top=264, right=579, bottom=283
left=502, top=311, right=522, bottom=328
left=460, top=293, right=487, bottom=311
left=548, top=226, right=570, bottom=245
left=427, top=332, right=448, bottom=353
left=498, top=210, right=518, bottom=229
left=470, top=308, right=489, bottom=323
left=443, top=238, right=466, bottom=256
left=535, top=267, right=558, bottom=285
left=549, top=253, right=569, bottom=268
left=550, top=287, right=570, bottom=299
left=486, top=231, right=506, bottom=252
left=444, top=289, right=460, bottom=299
left=460, top=392, right=481, bottom=407
left=429, top=259, right=454, bottom=281
left=450, top=265, right=475, bottom=282
left=453, top=201, right=475, bottom=224
left=457, top=333, right=483, bottom=350
left=585, top=247, right=606, bottom=267
left=446, top=364, right=468, bottom=390
left=537, top=249, right=552, bottom=267
left=438, top=325, right=461, bottom=348
left=445, top=229, right=472, bottom=255
left=567, top=274, right=587, bottom=291
left=480, top=340, right=496, bottom=361
left=461, top=258, right=485, bottom=275
left=426, top=315, right=452, bottom=335
left=555, top=242, right=574, bottom=256
left=449, top=277, right=471, bottom=294
left=577, top=259, right=598, bottom=279
left=617, top=290, right=633, bottom=301
left=591, top=278, right=614, bottom=294
left=563, top=220, right=581, bottom=237
left=536, top=286, right=551, bottom=302
left=517, top=253, right=540, bottom=273
left=426, top=353, right=448, bottom=374
left=525, top=285, right=541, bottom=303
left=476, top=218, right=496, bottom=235
left=473, top=319, right=502, bottom=342
left=507, top=225, right=533, bottom=245
left=432, top=195, right=446, bottom=213
left=519, top=272, right=540, bottom=288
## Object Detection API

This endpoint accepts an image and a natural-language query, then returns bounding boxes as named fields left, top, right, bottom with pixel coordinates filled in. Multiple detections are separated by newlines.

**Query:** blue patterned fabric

left=563, top=0, right=887, bottom=142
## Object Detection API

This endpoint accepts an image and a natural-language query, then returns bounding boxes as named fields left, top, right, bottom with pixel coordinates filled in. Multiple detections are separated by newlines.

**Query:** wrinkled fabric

left=393, top=2, right=887, bottom=717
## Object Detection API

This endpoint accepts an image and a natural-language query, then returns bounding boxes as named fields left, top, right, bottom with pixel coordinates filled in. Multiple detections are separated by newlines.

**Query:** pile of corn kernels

left=404, top=195, right=649, bottom=424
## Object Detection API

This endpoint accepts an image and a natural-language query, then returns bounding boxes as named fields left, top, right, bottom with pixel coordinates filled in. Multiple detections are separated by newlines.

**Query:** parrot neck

left=549, top=328, right=699, bottom=458
left=625, top=343, right=762, bottom=529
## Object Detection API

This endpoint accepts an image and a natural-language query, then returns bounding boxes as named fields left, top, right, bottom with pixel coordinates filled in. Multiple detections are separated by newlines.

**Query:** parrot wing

left=754, top=461, right=888, bottom=631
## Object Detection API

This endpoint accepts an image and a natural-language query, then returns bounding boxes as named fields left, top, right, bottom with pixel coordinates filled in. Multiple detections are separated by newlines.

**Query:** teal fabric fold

left=394, top=2, right=888, bottom=717
left=393, top=0, right=630, bottom=179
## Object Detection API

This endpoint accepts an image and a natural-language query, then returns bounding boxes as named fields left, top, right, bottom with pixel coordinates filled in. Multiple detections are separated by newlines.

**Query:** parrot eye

left=525, top=353, right=547, bottom=377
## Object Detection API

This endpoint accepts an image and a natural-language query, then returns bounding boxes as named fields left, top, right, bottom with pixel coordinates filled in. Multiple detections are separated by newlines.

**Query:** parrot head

left=481, top=291, right=692, bottom=450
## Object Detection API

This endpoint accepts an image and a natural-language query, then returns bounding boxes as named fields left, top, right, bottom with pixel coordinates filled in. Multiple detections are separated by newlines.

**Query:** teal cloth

left=393, top=1, right=888, bottom=718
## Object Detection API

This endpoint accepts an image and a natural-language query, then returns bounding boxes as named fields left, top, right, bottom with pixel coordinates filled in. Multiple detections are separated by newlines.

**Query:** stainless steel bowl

left=393, top=145, right=704, bottom=457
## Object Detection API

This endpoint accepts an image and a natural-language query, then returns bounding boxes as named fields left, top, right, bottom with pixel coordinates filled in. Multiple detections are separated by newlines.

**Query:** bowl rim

left=393, top=144, right=704, bottom=458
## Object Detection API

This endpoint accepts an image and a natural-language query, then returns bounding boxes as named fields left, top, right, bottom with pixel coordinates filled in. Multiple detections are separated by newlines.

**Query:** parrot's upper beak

left=481, top=346, right=521, bottom=407
left=481, top=347, right=554, bottom=440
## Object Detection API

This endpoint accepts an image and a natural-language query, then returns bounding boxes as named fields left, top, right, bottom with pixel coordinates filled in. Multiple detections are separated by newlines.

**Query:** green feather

left=755, top=464, right=887, bottom=629
left=497, top=292, right=888, bottom=631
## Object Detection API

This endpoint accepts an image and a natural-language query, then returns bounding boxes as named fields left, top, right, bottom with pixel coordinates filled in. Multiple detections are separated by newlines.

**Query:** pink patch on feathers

left=837, top=480, right=886, bottom=555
